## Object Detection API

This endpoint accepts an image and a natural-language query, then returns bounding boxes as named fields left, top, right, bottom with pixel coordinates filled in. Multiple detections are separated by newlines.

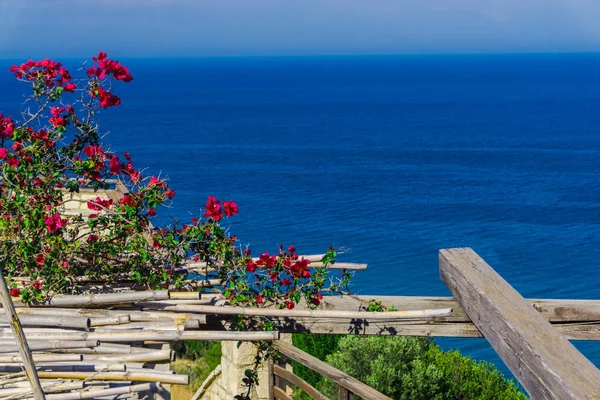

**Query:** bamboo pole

left=0, top=381, right=84, bottom=397
left=0, top=340, right=98, bottom=354
left=42, top=382, right=161, bottom=400
left=0, top=363, right=127, bottom=373
left=33, top=370, right=188, bottom=385
left=155, top=304, right=453, bottom=320
left=0, top=354, right=82, bottom=363
left=0, top=268, right=45, bottom=399
left=80, top=351, right=172, bottom=363
left=49, top=345, right=155, bottom=355
left=18, top=290, right=170, bottom=308
left=0, top=329, right=280, bottom=342
left=89, top=316, right=130, bottom=327
left=0, top=315, right=90, bottom=330
left=169, top=292, right=200, bottom=300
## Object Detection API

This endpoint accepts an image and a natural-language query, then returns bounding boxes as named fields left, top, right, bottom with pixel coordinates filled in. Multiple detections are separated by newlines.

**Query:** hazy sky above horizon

left=1, top=0, right=600, bottom=59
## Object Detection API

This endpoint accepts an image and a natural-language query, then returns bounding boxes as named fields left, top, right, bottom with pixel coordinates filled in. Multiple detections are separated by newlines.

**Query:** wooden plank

left=273, top=386, right=292, bottom=400
left=273, top=365, right=329, bottom=400
left=339, top=386, right=353, bottom=400
left=273, top=341, right=392, bottom=400
left=323, top=295, right=600, bottom=323
left=440, top=247, right=600, bottom=400
left=268, top=362, right=275, bottom=400
left=203, top=316, right=600, bottom=340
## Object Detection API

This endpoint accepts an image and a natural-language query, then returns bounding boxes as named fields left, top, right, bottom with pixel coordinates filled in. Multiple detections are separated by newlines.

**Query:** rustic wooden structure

left=4, top=179, right=600, bottom=400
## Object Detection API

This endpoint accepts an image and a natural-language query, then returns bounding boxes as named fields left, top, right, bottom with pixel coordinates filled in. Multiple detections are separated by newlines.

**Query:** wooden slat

left=440, top=247, right=600, bottom=400
left=273, top=341, right=392, bottom=400
left=272, top=364, right=329, bottom=400
left=204, top=315, right=600, bottom=340
left=273, top=386, right=292, bottom=400
left=339, top=386, right=353, bottom=400
left=323, top=295, right=600, bottom=323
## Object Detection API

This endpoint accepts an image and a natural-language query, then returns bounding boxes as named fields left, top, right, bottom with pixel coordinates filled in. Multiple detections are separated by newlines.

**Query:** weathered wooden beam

left=202, top=314, right=600, bottom=340
left=440, top=247, right=600, bottom=400
left=273, top=341, right=392, bottom=400
left=322, top=295, right=600, bottom=323
left=272, top=364, right=329, bottom=400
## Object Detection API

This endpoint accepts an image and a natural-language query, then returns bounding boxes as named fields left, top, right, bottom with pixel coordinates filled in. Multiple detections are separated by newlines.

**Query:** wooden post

left=0, top=268, right=45, bottom=400
left=440, top=248, right=600, bottom=400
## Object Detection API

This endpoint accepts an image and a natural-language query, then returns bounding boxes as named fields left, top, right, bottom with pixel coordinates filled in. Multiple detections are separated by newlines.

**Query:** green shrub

left=318, top=336, right=526, bottom=400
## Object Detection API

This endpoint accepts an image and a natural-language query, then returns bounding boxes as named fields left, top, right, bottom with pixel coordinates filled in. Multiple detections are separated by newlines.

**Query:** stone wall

left=200, top=335, right=293, bottom=400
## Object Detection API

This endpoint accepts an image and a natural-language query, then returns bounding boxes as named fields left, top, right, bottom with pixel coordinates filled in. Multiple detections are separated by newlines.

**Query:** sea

left=1, top=53, right=600, bottom=381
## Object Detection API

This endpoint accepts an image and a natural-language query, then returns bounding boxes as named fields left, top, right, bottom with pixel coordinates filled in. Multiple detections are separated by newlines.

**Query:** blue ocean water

left=2, top=53, right=600, bottom=379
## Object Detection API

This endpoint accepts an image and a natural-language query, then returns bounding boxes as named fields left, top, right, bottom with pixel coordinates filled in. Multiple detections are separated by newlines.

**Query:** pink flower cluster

left=204, top=196, right=238, bottom=221
left=87, top=52, right=133, bottom=82
left=10, top=59, right=76, bottom=92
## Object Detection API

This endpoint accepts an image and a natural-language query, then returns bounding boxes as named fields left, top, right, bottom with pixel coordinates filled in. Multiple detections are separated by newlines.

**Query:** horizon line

left=1, top=50, right=600, bottom=61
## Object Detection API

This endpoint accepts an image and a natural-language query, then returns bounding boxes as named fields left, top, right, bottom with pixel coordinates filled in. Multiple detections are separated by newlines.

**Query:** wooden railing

left=269, top=341, right=391, bottom=400
left=259, top=248, right=600, bottom=400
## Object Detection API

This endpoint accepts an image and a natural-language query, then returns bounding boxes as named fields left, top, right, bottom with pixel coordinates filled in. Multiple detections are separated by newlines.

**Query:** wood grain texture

left=440, top=247, right=600, bottom=400
left=273, top=386, right=292, bottom=400
left=273, top=341, right=392, bottom=400
left=273, top=364, right=329, bottom=400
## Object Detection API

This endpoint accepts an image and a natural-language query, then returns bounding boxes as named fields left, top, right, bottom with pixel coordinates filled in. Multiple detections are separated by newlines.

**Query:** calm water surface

left=2, top=54, right=600, bottom=379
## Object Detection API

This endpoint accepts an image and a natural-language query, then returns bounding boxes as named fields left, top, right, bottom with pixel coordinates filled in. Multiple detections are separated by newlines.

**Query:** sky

left=1, top=0, right=600, bottom=59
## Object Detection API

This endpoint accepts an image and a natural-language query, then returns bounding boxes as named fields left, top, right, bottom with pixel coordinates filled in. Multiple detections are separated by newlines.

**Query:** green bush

left=291, top=334, right=526, bottom=400
left=318, top=336, right=527, bottom=400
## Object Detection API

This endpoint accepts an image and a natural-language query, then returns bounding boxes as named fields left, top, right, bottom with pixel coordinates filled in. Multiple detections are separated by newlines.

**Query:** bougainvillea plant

left=1, top=53, right=353, bottom=398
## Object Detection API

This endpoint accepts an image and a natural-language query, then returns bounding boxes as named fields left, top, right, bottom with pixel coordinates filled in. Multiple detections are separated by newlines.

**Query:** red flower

left=33, top=282, right=42, bottom=290
left=109, top=155, right=121, bottom=175
left=148, top=208, right=156, bottom=217
left=281, top=279, right=291, bottom=286
left=244, top=248, right=251, bottom=257
left=119, top=195, right=135, bottom=207
left=49, top=116, right=65, bottom=127
left=311, top=298, right=320, bottom=306
left=246, top=260, right=257, bottom=273
left=35, top=254, right=45, bottom=266
left=83, top=146, right=96, bottom=157
left=63, top=82, right=76, bottom=92
left=223, top=200, right=238, bottom=217
left=50, top=106, right=64, bottom=116
left=10, top=288, right=20, bottom=297
left=0, top=148, right=8, bottom=159
left=257, top=252, right=277, bottom=268
left=96, top=87, right=121, bottom=108
left=204, top=196, right=222, bottom=221
left=44, top=213, right=66, bottom=233
left=285, top=301, right=295, bottom=310
left=6, top=157, right=19, bottom=168
left=255, top=296, right=263, bottom=305
left=287, top=245, right=296, bottom=254
left=87, top=197, right=112, bottom=211
left=87, top=234, right=99, bottom=243
left=148, top=176, right=165, bottom=188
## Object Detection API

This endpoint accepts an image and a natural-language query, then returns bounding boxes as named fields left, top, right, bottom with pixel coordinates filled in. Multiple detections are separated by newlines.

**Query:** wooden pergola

left=0, top=248, right=598, bottom=399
